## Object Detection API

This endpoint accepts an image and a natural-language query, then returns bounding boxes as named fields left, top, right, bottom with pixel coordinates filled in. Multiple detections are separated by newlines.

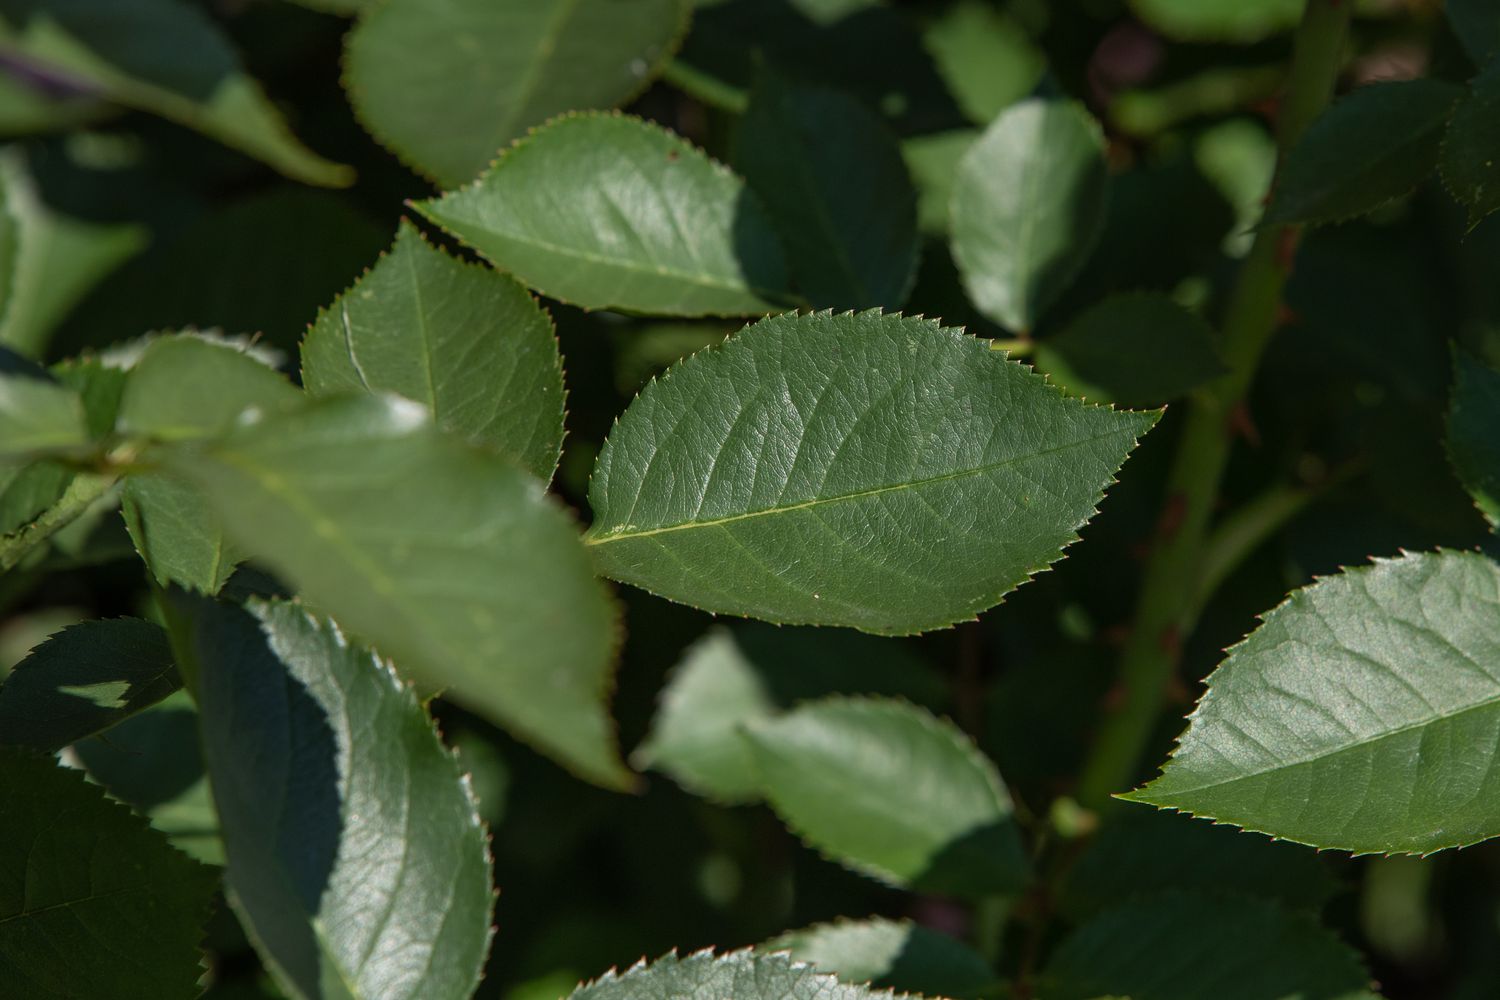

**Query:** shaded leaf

left=1043, top=892, right=1379, bottom=1000
left=0, top=0, right=350, bottom=186
left=1125, top=550, right=1500, bottom=855
left=1440, top=59, right=1500, bottom=228
left=1448, top=349, right=1500, bottom=528
left=1448, top=0, right=1500, bottom=64
left=745, top=696, right=1028, bottom=896
left=950, top=99, right=1108, bottom=333
left=902, top=129, right=977, bottom=236
left=734, top=71, right=917, bottom=310
left=764, top=917, right=995, bottom=997
left=0, top=351, right=87, bottom=460
left=0, top=746, right=216, bottom=1000
left=346, top=0, right=690, bottom=187
left=122, top=474, right=243, bottom=594
left=1194, top=119, right=1277, bottom=256
left=301, top=220, right=565, bottom=480
left=585, top=310, right=1157, bottom=634
left=1034, top=294, right=1226, bottom=407
left=922, top=1, right=1044, bottom=125
left=1130, top=0, right=1305, bottom=42
left=1265, top=80, right=1462, bottom=227
left=156, top=393, right=630, bottom=789
left=567, top=948, right=942, bottom=1000
left=415, top=112, right=792, bottom=317
left=0, top=617, right=178, bottom=750
left=172, top=596, right=493, bottom=1000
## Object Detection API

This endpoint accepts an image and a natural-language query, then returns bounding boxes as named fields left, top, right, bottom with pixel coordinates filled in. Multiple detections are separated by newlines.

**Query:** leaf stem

left=660, top=58, right=749, bottom=114
left=0, top=472, right=116, bottom=573
left=1075, top=0, right=1350, bottom=809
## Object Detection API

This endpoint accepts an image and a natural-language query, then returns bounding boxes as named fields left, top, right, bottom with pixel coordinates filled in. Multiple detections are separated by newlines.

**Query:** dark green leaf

left=734, top=71, right=917, bottom=310
left=0, top=617, right=178, bottom=750
left=1034, top=294, right=1227, bottom=407
left=174, top=596, right=493, bottom=1000
left=922, top=0, right=1044, bottom=125
left=1448, top=349, right=1500, bottom=528
left=745, top=696, right=1028, bottom=896
left=1440, top=59, right=1500, bottom=228
left=346, top=0, right=690, bottom=187
left=1129, top=0, right=1305, bottom=42
left=1265, top=80, right=1462, bottom=227
left=0, top=746, right=216, bottom=1000
left=0, top=0, right=350, bottom=186
left=585, top=310, right=1157, bottom=634
left=764, top=918, right=995, bottom=997
left=1043, top=892, right=1379, bottom=1000
left=157, top=393, right=631, bottom=789
left=566, top=948, right=947, bottom=1000
left=950, top=99, right=1108, bottom=333
left=117, top=334, right=300, bottom=442
left=415, top=112, right=793, bottom=317
left=1448, top=0, right=1500, bottom=63
left=1125, top=550, right=1500, bottom=854
left=301, top=220, right=565, bottom=480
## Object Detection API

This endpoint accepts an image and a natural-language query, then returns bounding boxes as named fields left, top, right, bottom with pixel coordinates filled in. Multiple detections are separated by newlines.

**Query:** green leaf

left=172, top=596, right=492, bottom=1000
left=1043, top=892, right=1379, bottom=1000
left=0, top=0, right=350, bottom=186
left=157, top=393, right=631, bottom=789
left=745, top=696, right=1028, bottom=896
left=764, top=918, right=996, bottom=998
left=0, top=150, right=145, bottom=359
left=0, top=617, right=179, bottom=751
left=0, top=460, right=70, bottom=534
left=345, top=0, right=690, bottom=187
left=301, top=220, right=566, bottom=481
left=0, top=354, right=88, bottom=461
left=1440, top=59, right=1500, bottom=229
left=1124, top=549, right=1500, bottom=855
left=0, top=746, right=216, bottom=1000
left=1448, top=350, right=1500, bottom=528
left=1193, top=119, right=1276, bottom=257
left=1129, top=0, right=1305, bottom=42
left=585, top=310, right=1157, bottom=634
left=902, top=129, right=978, bottom=237
left=122, top=474, right=244, bottom=594
left=414, top=112, right=793, bottom=317
left=1264, top=80, right=1462, bottom=227
left=950, top=99, right=1109, bottom=334
left=117, top=333, right=301, bottom=442
left=734, top=71, right=917, bottom=311
left=566, top=948, right=948, bottom=1000
left=1057, top=808, right=1337, bottom=919
left=922, top=0, right=1044, bottom=126
left=1034, top=294, right=1227, bottom=407
left=1448, top=0, right=1500, bottom=64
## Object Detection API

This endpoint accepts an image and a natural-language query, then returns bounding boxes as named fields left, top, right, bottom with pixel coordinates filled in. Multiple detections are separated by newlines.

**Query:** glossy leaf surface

left=1448, top=350, right=1500, bottom=528
left=0, top=747, right=216, bottom=1000
left=1265, top=80, right=1461, bottom=226
left=765, top=918, right=995, bottom=997
left=415, top=112, right=792, bottom=317
left=177, top=596, right=492, bottom=1000
left=158, top=393, right=630, bottom=788
left=1440, top=59, right=1500, bottom=228
left=0, top=617, right=178, bottom=750
left=734, top=72, right=917, bottom=310
left=301, top=220, right=565, bottom=480
left=745, top=697, right=1028, bottom=896
left=586, top=310, right=1156, bottom=634
left=950, top=100, right=1108, bottom=333
left=1125, top=550, right=1500, bottom=854
left=567, top=949, right=942, bottom=1000
left=346, top=0, right=690, bottom=187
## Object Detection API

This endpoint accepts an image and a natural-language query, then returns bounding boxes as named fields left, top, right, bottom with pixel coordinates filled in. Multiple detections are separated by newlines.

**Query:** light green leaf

left=567, top=949, right=947, bottom=1000
left=1448, top=350, right=1500, bottom=528
left=764, top=918, right=995, bottom=998
left=345, top=0, right=690, bottom=187
left=585, top=310, right=1157, bottom=634
left=157, top=393, right=631, bottom=789
left=0, top=617, right=179, bottom=751
left=1043, top=892, right=1379, bottom=1000
left=1130, top=0, right=1305, bottom=42
left=0, top=0, right=350, bottom=186
left=1440, top=59, right=1500, bottom=229
left=1265, top=80, right=1462, bottom=227
left=734, top=71, right=917, bottom=310
left=172, top=596, right=492, bottom=1000
left=0, top=354, right=88, bottom=461
left=0, top=746, right=216, bottom=1000
left=301, top=220, right=565, bottom=481
left=950, top=99, right=1108, bottom=334
left=1193, top=119, right=1276, bottom=256
left=0, top=150, right=145, bottom=359
left=1124, top=549, right=1500, bottom=855
left=117, top=333, right=301, bottom=442
left=902, top=129, right=978, bottom=236
left=923, top=0, right=1044, bottom=125
left=415, top=112, right=793, bottom=317
left=745, top=696, right=1028, bottom=896
left=1034, top=294, right=1227, bottom=407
